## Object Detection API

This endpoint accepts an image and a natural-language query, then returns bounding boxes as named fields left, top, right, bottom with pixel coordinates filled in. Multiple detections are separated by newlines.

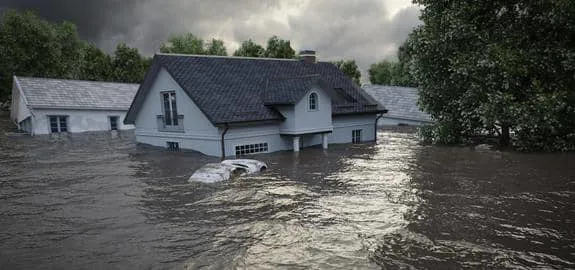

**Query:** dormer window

left=308, top=92, right=318, bottom=111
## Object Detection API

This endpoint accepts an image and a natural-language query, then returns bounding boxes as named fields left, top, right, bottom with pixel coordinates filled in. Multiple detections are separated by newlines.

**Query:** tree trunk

left=500, top=124, right=510, bottom=147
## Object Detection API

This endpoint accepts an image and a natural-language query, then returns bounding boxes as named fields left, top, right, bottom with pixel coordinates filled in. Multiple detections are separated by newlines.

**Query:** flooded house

left=124, top=51, right=387, bottom=157
left=10, top=76, right=139, bottom=135
left=362, top=84, right=433, bottom=127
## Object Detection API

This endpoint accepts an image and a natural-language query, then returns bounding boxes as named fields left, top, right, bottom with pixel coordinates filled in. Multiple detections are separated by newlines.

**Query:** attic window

left=308, top=92, right=318, bottom=111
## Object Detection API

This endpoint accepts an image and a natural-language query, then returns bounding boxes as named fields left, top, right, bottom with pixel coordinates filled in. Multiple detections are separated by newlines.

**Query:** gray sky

left=0, top=0, right=421, bottom=82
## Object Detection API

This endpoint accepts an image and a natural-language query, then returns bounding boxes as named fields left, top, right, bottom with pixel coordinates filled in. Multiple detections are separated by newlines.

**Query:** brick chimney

left=300, top=50, right=316, bottom=64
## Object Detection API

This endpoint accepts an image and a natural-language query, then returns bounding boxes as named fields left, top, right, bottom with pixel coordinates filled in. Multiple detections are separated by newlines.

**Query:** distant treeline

left=0, top=9, right=415, bottom=104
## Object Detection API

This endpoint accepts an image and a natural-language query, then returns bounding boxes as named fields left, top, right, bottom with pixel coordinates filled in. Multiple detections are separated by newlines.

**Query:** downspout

left=375, top=113, right=384, bottom=142
left=220, top=123, right=229, bottom=160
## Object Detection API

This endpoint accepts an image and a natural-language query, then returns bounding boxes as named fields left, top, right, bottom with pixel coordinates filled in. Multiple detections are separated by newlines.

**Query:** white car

left=188, top=159, right=268, bottom=183
left=220, top=159, right=268, bottom=174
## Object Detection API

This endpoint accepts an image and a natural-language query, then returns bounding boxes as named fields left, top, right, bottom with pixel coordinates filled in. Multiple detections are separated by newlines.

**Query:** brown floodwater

left=0, top=116, right=574, bottom=269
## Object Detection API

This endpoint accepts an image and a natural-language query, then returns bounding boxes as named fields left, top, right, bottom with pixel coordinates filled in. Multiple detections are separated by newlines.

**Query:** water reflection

left=372, top=134, right=575, bottom=269
left=1, top=115, right=574, bottom=269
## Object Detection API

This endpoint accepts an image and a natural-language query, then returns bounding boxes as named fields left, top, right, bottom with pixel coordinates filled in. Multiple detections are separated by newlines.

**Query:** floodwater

left=0, top=116, right=574, bottom=270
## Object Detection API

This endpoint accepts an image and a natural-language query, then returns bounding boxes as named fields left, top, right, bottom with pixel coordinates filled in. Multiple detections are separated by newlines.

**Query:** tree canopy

left=0, top=10, right=85, bottom=100
left=331, top=60, right=362, bottom=85
left=368, top=40, right=417, bottom=87
left=264, top=35, right=296, bottom=59
left=410, top=0, right=575, bottom=151
left=233, top=39, right=265, bottom=57
left=159, top=33, right=228, bottom=56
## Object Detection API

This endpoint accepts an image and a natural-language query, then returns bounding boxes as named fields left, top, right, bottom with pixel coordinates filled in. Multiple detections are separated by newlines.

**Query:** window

left=167, top=142, right=180, bottom=151
left=235, top=143, right=268, bottom=156
left=49, top=116, right=68, bottom=133
left=109, top=116, right=119, bottom=131
left=352, top=129, right=362, bottom=144
left=162, top=91, right=178, bottom=126
left=308, top=92, right=318, bottom=111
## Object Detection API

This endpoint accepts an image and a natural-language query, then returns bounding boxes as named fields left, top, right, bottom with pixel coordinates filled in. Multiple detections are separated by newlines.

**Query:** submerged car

left=188, top=159, right=268, bottom=183
left=220, top=159, right=268, bottom=174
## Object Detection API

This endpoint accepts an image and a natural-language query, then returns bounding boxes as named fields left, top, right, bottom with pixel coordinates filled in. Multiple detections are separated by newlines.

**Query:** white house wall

left=32, top=109, right=134, bottom=135
left=10, top=80, right=31, bottom=125
left=133, top=67, right=220, bottom=155
left=291, top=86, right=333, bottom=134
left=223, top=124, right=291, bottom=157
left=331, top=115, right=376, bottom=144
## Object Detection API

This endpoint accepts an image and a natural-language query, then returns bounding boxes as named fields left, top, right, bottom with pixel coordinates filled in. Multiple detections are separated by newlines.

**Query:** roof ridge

left=155, top=52, right=300, bottom=62
left=14, top=76, right=140, bottom=86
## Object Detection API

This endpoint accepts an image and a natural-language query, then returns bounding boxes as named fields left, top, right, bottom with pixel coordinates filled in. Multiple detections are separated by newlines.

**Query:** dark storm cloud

left=0, top=0, right=421, bottom=82
left=0, top=0, right=144, bottom=44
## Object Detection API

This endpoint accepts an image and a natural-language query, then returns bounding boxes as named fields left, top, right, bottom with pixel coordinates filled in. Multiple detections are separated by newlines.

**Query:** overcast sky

left=0, top=0, right=422, bottom=82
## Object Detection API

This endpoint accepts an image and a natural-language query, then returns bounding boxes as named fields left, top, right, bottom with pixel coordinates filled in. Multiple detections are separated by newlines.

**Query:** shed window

left=49, top=116, right=69, bottom=133
left=308, top=92, right=318, bottom=111
left=352, top=129, right=362, bottom=144
left=235, top=143, right=268, bottom=156
left=109, top=116, right=119, bottom=131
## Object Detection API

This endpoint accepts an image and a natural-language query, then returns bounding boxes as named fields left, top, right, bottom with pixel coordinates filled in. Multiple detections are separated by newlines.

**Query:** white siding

left=133, top=68, right=220, bottom=155
left=32, top=109, right=134, bottom=135
left=291, top=86, right=333, bottom=134
left=331, top=115, right=376, bottom=144
left=10, top=80, right=32, bottom=126
left=223, top=124, right=291, bottom=157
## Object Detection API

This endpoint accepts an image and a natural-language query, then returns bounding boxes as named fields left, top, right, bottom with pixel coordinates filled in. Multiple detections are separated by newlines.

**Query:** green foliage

left=0, top=10, right=85, bottom=100
left=368, top=39, right=417, bottom=87
left=111, top=43, right=148, bottom=83
left=368, top=60, right=395, bottom=85
left=331, top=60, right=361, bottom=85
left=160, top=33, right=205, bottom=55
left=79, top=43, right=113, bottom=81
left=233, top=39, right=265, bottom=57
left=160, top=33, right=228, bottom=56
left=205, top=39, right=227, bottom=56
left=264, top=35, right=296, bottom=59
left=411, top=0, right=575, bottom=151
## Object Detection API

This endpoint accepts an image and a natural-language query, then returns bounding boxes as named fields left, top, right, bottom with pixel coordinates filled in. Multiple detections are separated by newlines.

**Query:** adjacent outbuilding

left=124, top=51, right=387, bottom=157
left=10, top=76, right=139, bottom=135
left=362, top=84, right=433, bottom=127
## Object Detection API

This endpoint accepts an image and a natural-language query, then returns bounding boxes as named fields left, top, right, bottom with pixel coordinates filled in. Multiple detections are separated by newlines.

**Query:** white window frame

left=48, top=115, right=69, bottom=133
left=109, top=116, right=119, bottom=131
left=235, top=143, right=269, bottom=156
left=161, top=91, right=179, bottom=126
left=308, top=92, right=319, bottom=111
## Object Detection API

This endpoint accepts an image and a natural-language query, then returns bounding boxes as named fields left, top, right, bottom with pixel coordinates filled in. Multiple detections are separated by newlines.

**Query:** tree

left=233, top=39, right=265, bottom=57
left=368, top=60, right=395, bottom=85
left=205, top=38, right=227, bottom=56
left=411, top=0, right=575, bottom=151
left=160, top=33, right=205, bottom=55
left=368, top=39, right=418, bottom=87
left=331, top=60, right=361, bottom=85
left=111, top=43, right=147, bottom=83
left=264, top=35, right=295, bottom=59
left=0, top=10, right=84, bottom=101
left=79, top=43, right=113, bottom=81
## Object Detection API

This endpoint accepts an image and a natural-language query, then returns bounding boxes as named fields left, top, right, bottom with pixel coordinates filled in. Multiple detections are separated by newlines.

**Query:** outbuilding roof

left=14, top=76, right=139, bottom=111
left=125, top=53, right=386, bottom=125
left=362, top=84, right=433, bottom=123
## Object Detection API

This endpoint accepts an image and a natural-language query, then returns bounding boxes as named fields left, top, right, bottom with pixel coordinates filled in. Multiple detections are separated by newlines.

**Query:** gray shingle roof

left=125, top=53, right=386, bottom=125
left=362, top=84, right=433, bottom=123
left=15, top=76, right=139, bottom=111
